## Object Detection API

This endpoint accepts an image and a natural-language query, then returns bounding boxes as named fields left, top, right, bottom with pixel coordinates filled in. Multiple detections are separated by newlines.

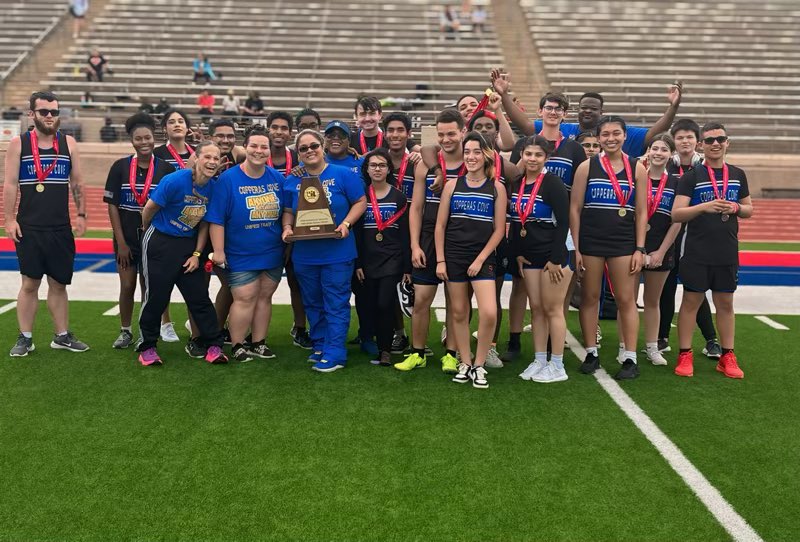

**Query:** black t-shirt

left=153, top=144, right=192, bottom=170
left=508, top=172, right=569, bottom=264
left=677, top=164, right=749, bottom=266
left=644, top=173, right=678, bottom=253
left=350, top=130, right=416, bottom=155
left=103, top=156, right=175, bottom=247
left=355, top=186, right=410, bottom=278
left=245, top=98, right=264, bottom=112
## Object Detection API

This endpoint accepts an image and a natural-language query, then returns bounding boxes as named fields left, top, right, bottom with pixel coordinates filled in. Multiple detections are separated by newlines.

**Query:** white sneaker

left=523, top=324, right=532, bottom=333
left=484, top=346, right=503, bottom=368
left=519, top=360, right=545, bottom=381
left=532, top=363, right=555, bottom=383
left=440, top=325, right=447, bottom=346
left=617, top=344, right=625, bottom=364
left=160, top=322, right=179, bottom=342
left=647, top=349, right=668, bottom=366
left=471, top=365, right=489, bottom=389
left=184, top=319, right=192, bottom=333
left=538, top=362, right=568, bottom=383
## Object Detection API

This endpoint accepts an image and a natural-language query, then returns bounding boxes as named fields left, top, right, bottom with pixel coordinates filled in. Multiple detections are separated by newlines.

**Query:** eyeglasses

left=35, top=108, right=60, bottom=117
left=297, top=142, right=322, bottom=153
left=581, top=142, right=601, bottom=149
left=326, top=132, right=347, bottom=141
left=542, top=105, right=564, bottom=113
left=702, top=136, right=728, bottom=145
left=368, top=163, right=388, bottom=170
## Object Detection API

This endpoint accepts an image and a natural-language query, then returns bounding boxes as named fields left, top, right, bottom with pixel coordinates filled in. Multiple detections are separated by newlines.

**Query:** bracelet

left=635, top=246, right=646, bottom=254
left=732, top=202, right=740, bottom=216
left=437, top=260, right=446, bottom=264
left=77, top=213, right=87, bottom=218
left=192, top=251, right=201, bottom=257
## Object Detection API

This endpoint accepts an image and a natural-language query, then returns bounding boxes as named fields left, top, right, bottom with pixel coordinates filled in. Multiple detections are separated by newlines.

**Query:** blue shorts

left=228, top=266, right=283, bottom=289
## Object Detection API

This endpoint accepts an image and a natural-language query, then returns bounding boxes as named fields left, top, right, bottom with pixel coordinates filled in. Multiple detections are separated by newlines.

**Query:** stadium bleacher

left=0, top=2, right=67, bottom=81
left=518, top=0, right=800, bottom=153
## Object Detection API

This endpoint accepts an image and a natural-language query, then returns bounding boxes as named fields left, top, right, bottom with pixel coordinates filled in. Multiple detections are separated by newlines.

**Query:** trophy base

left=285, top=231, right=343, bottom=242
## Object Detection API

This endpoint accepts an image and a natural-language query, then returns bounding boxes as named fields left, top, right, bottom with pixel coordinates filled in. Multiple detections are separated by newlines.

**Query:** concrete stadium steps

left=0, top=1, right=68, bottom=79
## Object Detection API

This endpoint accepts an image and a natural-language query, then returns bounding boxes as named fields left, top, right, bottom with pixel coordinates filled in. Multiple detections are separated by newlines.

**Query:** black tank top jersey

left=153, top=144, right=192, bottom=170
left=644, top=173, right=678, bottom=254
left=393, top=154, right=416, bottom=202
left=508, top=173, right=569, bottom=263
left=546, top=138, right=587, bottom=192
left=103, top=156, right=175, bottom=246
left=445, top=176, right=498, bottom=259
left=269, top=148, right=298, bottom=177
left=422, top=163, right=463, bottom=236
left=579, top=154, right=640, bottom=253
left=355, top=186, right=410, bottom=278
left=17, top=131, right=72, bottom=229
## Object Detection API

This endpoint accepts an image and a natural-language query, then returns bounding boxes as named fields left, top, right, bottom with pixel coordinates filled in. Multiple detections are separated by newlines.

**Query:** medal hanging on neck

left=166, top=142, right=194, bottom=169
left=646, top=170, right=669, bottom=232
left=268, top=149, right=292, bottom=176
left=369, top=185, right=407, bottom=242
left=30, top=130, right=60, bottom=192
left=599, top=152, right=633, bottom=217
left=129, top=155, right=155, bottom=206
left=515, top=172, right=545, bottom=238
left=438, top=150, right=466, bottom=181
left=705, top=162, right=730, bottom=222
left=360, top=130, right=383, bottom=154
left=538, top=130, right=563, bottom=152
left=494, top=151, right=502, bottom=181
left=395, top=152, right=409, bottom=191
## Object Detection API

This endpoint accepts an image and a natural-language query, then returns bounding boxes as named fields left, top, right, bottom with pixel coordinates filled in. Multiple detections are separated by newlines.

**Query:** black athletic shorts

left=643, top=247, right=675, bottom=273
left=15, top=226, right=75, bottom=284
left=679, top=259, right=738, bottom=293
left=522, top=250, right=574, bottom=271
left=446, top=254, right=496, bottom=283
left=412, top=231, right=441, bottom=286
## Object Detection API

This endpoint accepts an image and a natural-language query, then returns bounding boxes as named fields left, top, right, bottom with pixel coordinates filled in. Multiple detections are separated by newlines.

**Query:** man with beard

left=5, top=91, right=90, bottom=356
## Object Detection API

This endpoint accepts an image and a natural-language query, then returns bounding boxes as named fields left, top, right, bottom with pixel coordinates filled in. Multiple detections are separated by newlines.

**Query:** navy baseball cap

left=324, top=120, right=351, bottom=137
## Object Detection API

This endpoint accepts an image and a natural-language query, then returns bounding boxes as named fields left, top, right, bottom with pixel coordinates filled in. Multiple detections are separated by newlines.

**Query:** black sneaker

left=185, top=338, right=206, bottom=359
left=221, top=328, right=232, bottom=345
left=292, top=328, right=313, bottom=350
left=500, top=346, right=520, bottom=363
left=10, top=333, right=34, bottom=357
left=249, top=341, right=276, bottom=359
left=702, top=339, right=722, bottom=359
left=391, top=334, right=409, bottom=354
left=615, top=359, right=640, bottom=380
left=232, top=343, right=253, bottom=362
left=657, top=338, right=671, bottom=352
left=112, top=329, right=134, bottom=349
left=579, top=352, right=600, bottom=374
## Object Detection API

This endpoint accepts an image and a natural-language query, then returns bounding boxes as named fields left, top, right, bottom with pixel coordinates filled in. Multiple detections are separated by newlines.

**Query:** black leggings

left=362, top=274, right=402, bottom=353
left=659, top=256, right=716, bottom=341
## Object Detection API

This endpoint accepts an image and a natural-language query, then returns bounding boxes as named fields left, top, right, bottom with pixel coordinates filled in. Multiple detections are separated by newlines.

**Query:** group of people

left=4, top=75, right=753, bottom=388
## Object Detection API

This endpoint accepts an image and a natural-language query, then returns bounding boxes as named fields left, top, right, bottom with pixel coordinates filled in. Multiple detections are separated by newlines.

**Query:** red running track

left=0, top=189, right=798, bottom=242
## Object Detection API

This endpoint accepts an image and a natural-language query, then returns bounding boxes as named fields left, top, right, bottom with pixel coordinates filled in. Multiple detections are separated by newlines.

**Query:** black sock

left=446, top=349, right=457, bottom=357
left=722, top=348, right=733, bottom=355
left=233, top=342, right=245, bottom=351
left=509, top=332, right=521, bottom=349
left=413, top=348, right=426, bottom=357
left=680, top=348, right=691, bottom=354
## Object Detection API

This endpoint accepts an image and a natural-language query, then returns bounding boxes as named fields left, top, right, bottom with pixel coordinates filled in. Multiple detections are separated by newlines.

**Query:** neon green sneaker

left=394, top=352, right=426, bottom=371
left=441, top=353, right=458, bottom=374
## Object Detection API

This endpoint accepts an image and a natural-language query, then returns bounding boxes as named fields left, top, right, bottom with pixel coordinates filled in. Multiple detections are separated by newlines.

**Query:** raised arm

left=643, top=82, right=682, bottom=147
left=491, top=68, right=535, bottom=136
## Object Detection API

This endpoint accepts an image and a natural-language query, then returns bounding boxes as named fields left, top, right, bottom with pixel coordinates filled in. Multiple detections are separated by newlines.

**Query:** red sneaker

left=716, top=351, right=744, bottom=379
left=674, top=351, right=694, bottom=377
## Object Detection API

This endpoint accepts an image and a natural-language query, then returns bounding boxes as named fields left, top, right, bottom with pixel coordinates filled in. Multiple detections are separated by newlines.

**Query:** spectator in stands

left=221, top=89, right=240, bottom=118
left=139, top=97, right=154, bottom=114
left=154, top=97, right=171, bottom=115
left=197, top=89, right=215, bottom=116
left=192, top=53, right=218, bottom=84
left=242, top=91, right=265, bottom=117
left=471, top=4, right=486, bottom=33
left=80, top=91, right=94, bottom=108
left=100, top=117, right=118, bottom=142
left=69, top=0, right=88, bottom=38
left=86, top=49, right=111, bottom=82
left=440, top=6, right=460, bottom=40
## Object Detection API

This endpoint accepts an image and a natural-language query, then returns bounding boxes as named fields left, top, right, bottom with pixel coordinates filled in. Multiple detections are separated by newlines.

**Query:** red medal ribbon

left=538, top=130, right=563, bottom=151
left=268, top=149, right=292, bottom=176
left=359, top=130, right=384, bottom=154
left=166, top=142, right=194, bottom=169
left=494, top=151, right=502, bottom=180
left=369, top=185, right=408, bottom=232
left=704, top=162, right=729, bottom=201
left=599, top=152, right=633, bottom=210
left=647, top=170, right=669, bottom=220
left=438, top=150, right=466, bottom=179
left=395, top=152, right=409, bottom=190
left=30, top=130, right=60, bottom=183
left=129, top=155, right=155, bottom=206
left=515, top=171, right=545, bottom=228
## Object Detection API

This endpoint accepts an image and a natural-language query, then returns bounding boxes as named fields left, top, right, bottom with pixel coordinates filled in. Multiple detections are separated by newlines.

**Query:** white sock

left=623, top=350, right=638, bottom=363
left=56, top=331, right=68, bottom=337
left=21, top=331, right=32, bottom=338
left=586, top=346, right=598, bottom=356
left=646, top=341, right=658, bottom=353
left=121, top=326, right=132, bottom=332
left=535, top=352, right=547, bottom=363
left=551, top=354, right=564, bottom=369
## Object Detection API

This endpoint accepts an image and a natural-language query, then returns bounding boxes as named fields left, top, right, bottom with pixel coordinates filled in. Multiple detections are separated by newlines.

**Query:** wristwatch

left=342, top=220, right=352, bottom=230
left=77, top=213, right=87, bottom=219
left=635, top=246, right=647, bottom=254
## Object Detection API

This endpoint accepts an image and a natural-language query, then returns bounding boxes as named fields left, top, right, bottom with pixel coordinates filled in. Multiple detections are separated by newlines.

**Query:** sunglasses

left=35, top=108, right=60, bottom=117
left=297, top=142, right=322, bottom=153
left=703, top=136, right=728, bottom=145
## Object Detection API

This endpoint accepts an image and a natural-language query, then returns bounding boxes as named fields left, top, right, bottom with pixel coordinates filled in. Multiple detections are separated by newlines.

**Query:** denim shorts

left=228, top=266, right=283, bottom=288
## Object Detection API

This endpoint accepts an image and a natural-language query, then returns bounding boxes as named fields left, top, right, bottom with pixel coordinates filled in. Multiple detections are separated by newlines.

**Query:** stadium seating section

left=0, top=2, right=66, bottom=80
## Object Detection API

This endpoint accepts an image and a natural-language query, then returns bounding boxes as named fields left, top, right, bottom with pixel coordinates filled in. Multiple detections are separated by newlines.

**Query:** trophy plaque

left=285, top=176, right=341, bottom=242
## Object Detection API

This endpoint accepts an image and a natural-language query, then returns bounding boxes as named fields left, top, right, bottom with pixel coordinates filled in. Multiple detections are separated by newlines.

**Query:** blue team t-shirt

left=205, top=165, right=285, bottom=272
left=284, top=164, right=365, bottom=265
left=533, top=120, right=647, bottom=157
left=325, top=153, right=363, bottom=174
left=149, top=168, right=213, bottom=237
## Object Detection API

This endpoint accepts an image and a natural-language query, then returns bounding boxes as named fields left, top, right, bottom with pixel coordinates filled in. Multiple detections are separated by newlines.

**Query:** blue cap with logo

left=324, top=120, right=351, bottom=138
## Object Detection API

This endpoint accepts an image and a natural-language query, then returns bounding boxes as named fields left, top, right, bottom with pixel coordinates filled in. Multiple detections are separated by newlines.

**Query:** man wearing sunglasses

left=4, top=91, right=90, bottom=357
left=671, top=122, right=753, bottom=379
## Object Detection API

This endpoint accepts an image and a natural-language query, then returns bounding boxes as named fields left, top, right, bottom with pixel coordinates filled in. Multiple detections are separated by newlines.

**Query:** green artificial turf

left=3, top=302, right=796, bottom=540
left=739, top=241, right=800, bottom=252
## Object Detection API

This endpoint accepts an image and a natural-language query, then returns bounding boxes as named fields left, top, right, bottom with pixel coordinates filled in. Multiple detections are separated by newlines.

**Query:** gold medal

left=520, top=228, right=527, bottom=238
left=375, top=232, right=383, bottom=242
left=36, top=183, right=45, bottom=193
left=721, top=214, right=729, bottom=222
left=618, top=208, right=627, bottom=217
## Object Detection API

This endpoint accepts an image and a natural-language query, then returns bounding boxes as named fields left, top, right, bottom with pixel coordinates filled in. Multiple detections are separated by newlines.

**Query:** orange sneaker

left=716, top=351, right=744, bottom=379
left=674, top=351, right=694, bottom=377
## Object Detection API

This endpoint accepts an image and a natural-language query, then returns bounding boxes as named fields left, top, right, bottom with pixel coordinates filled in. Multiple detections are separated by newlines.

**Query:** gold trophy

left=285, top=176, right=341, bottom=241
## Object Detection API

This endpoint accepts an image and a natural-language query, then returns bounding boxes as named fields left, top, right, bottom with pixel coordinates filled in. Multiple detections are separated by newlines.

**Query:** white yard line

left=565, top=330, right=764, bottom=542
left=103, top=304, right=120, bottom=316
left=0, top=301, right=17, bottom=314
left=434, top=308, right=447, bottom=322
left=79, top=259, right=114, bottom=273
left=753, top=315, right=789, bottom=330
